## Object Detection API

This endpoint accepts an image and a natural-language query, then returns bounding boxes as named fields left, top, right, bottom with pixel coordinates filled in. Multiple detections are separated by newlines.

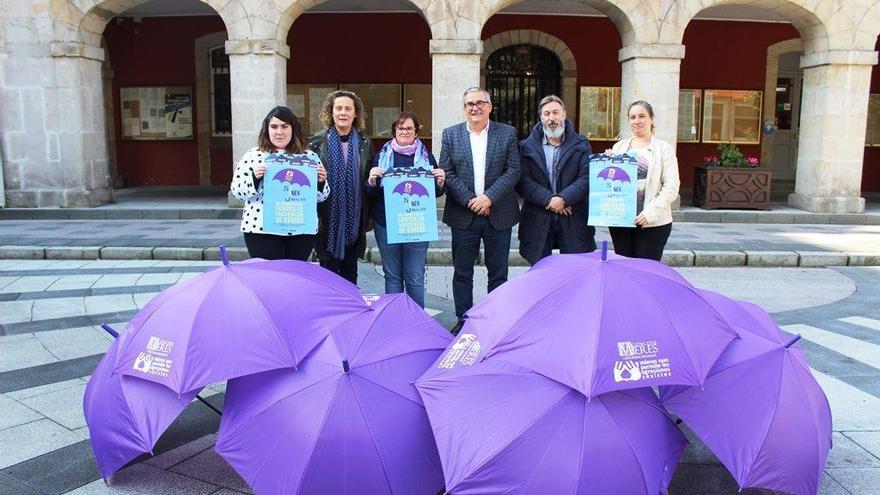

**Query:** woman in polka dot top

left=230, top=106, right=330, bottom=260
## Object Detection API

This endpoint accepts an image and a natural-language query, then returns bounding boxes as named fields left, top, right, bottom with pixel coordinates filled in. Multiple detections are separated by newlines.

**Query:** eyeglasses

left=396, top=126, right=415, bottom=134
left=464, top=100, right=490, bottom=110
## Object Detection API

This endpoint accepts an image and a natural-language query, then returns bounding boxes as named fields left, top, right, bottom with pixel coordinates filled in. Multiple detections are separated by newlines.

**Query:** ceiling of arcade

left=52, top=0, right=880, bottom=53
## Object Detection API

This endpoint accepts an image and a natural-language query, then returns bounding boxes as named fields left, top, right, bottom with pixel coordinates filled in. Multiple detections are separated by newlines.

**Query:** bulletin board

left=287, top=84, right=337, bottom=137
left=120, top=86, right=193, bottom=141
left=340, top=84, right=401, bottom=138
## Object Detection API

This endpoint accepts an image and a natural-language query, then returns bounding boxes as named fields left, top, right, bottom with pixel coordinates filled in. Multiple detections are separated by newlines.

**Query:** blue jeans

left=373, top=222, right=429, bottom=308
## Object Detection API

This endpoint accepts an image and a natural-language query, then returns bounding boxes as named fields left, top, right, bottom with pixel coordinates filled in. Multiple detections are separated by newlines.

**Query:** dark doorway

left=486, top=44, right=562, bottom=139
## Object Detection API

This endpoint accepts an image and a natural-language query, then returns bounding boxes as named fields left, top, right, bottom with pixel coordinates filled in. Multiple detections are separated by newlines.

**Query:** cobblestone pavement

left=1, top=260, right=879, bottom=494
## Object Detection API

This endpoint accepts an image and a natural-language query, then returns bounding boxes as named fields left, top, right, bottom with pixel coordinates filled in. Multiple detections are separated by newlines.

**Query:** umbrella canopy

left=113, top=257, right=369, bottom=394
left=215, top=293, right=452, bottom=495
left=660, top=290, right=832, bottom=495
left=84, top=337, right=200, bottom=478
left=415, top=359, right=687, bottom=494
left=455, top=250, right=739, bottom=397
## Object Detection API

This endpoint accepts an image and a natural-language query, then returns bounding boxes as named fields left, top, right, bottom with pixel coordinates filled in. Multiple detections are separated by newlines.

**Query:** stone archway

left=481, top=30, right=578, bottom=123
left=195, top=31, right=230, bottom=186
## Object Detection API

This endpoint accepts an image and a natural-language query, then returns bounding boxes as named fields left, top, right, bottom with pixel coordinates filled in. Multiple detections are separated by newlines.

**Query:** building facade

left=1, top=0, right=878, bottom=212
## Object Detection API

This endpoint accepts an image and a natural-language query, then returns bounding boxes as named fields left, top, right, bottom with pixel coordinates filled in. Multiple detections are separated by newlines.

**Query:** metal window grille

left=210, top=46, right=232, bottom=136
left=486, top=44, right=562, bottom=140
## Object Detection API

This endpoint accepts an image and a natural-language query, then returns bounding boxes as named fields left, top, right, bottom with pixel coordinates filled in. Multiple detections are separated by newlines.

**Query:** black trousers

left=451, top=216, right=512, bottom=319
left=243, top=233, right=315, bottom=261
left=319, top=242, right=360, bottom=285
left=608, top=223, right=672, bottom=261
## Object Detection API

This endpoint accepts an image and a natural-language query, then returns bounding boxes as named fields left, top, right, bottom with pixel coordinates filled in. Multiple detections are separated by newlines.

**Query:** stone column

left=788, top=50, right=878, bottom=213
left=618, top=44, right=686, bottom=146
left=1, top=41, right=113, bottom=207
left=225, top=39, right=288, bottom=205
left=429, top=39, right=482, bottom=153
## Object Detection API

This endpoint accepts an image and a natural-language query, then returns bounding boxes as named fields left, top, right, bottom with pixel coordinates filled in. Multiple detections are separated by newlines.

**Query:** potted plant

left=692, top=143, right=771, bottom=209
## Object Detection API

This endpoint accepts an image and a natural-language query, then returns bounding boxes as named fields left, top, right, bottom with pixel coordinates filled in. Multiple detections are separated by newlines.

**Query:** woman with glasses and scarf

left=309, top=90, right=374, bottom=284
left=364, top=112, right=445, bottom=308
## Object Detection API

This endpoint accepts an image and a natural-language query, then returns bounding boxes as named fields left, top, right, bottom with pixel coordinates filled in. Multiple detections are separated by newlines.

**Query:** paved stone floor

left=1, top=260, right=879, bottom=494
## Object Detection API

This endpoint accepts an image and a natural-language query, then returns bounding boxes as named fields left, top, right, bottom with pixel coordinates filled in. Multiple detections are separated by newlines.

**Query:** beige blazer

left=610, top=136, right=680, bottom=227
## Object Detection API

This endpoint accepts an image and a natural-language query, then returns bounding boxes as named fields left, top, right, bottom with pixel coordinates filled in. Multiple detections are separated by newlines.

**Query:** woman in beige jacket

left=608, top=100, right=680, bottom=260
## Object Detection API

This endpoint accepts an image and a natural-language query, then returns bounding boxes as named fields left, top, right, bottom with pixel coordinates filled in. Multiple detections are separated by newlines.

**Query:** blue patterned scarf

left=326, top=127, right=360, bottom=259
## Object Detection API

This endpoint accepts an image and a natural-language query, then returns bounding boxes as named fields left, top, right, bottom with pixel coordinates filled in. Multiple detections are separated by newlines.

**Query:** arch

left=70, top=0, right=237, bottom=47
left=481, top=30, right=577, bottom=114
left=674, top=1, right=832, bottom=53
left=274, top=0, right=435, bottom=44
left=483, top=0, right=637, bottom=46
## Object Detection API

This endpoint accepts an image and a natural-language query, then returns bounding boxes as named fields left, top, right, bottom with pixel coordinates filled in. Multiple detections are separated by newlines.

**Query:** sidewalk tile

left=0, top=276, right=59, bottom=293
left=83, top=294, right=137, bottom=315
left=0, top=335, right=57, bottom=372
left=91, top=273, right=142, bottom=289
left=7, top=378, right=87, bottom=401
left=0, top=419, right=82, bottom=469
left=826, top=432, right=880, bottom=468
left=825, top=467, right=880, bottom=495
left=144, top=434, right=216, bottom=470
left=842, top=431, right=880, bottom=461
left=0, top=395, right=42, bottom=431
left=66, top=463, right=218, bottom=495
left=34, top=326, right=112, bottom=362
left=47, top=274, right=102, bottom=291
left=170, top=449, right=253, bottom=494
left=31, top=296, right=86, bottom=320
left=19, top=382, right=88, bottom=430
left=0, top=300, right=34, bottom=324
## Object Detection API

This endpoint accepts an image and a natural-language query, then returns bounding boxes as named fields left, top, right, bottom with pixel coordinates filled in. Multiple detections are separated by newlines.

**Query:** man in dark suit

left=516, top=95, right=596, bottom=265
left=440, top=87, right=521, bottom=331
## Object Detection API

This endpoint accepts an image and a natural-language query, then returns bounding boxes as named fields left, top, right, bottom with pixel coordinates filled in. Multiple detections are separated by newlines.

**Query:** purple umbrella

left=393, top=180, right=430, bottom=197
left=597, top=166, right=632, bottom=182
left=84, top=327, right=201, bottom=479
left=113, top=250, right=369, bottom=394
left=660, top=290, right=832, bottom=495
left=453, top=246, right=739, bottom=397
left=415, top=359, right=686, bottom=494
left=273, top=167, right=311, bottom=187
left=215, top=293, right=451, bottom=495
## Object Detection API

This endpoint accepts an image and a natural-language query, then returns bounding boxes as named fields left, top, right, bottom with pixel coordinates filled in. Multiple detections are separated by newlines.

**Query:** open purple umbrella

left=214, top=293, right=451, bottom=495
left=84, top=325, right=201, bottom=479
left=113, top=250, right=369, bottom=394
left=393, top=180, right=430, bottom=197
left=416, top=359, right=686, bottom=494
left=454, top=245, right=739, bottom=397
left=660, top=289, right=832, bottom=495
left=273, top=167, right=312, bottom=188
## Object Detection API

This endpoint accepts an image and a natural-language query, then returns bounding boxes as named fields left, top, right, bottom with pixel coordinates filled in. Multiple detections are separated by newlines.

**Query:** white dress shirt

left=467, top=121, right=489, bottom=195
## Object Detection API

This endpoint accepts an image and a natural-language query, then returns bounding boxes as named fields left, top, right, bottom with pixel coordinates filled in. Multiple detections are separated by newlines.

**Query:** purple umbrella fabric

left=660, top=290, right=832, bottom=495
left=415, top=359, right=686, bottom=494
left=113, top=258, right=368, bottom=394
left=456, top=251, right=739, bottom=397
left=214, top=293, right=452, bottom=495
left=84, top=337, right=199, bottom=478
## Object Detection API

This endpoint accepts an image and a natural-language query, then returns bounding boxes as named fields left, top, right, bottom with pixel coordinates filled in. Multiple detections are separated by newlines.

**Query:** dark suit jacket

left=439, top=121, right=521, bottom=230
left=516, top=120, right=595, bottom=264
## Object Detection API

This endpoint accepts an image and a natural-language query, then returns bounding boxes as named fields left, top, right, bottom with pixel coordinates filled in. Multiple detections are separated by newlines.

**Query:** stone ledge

left=745, top=251, right=799, bottom=267
left=693, top=250, right=746, bottom=267
left=429, top=39, right=483, bottom=55
left=661, top=250, right=695, bottom=267
left=99, top=247, right=154, bottom=260
left=847, top=253, right=880, bottom=266
left=796, top=251, right=848, bottom=267
left=618, top=43, right=686, bottom=62
left=0, top=245, right=45, bottom=259
left=152, top=247, right=204, bottom=260
left=45, top=246, right=100, bottom=260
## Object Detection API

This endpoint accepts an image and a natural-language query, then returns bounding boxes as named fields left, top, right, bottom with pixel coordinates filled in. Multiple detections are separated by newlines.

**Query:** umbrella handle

left=219, top=245, right=229, bottom=266
left=601, top=240, right=608, bottom=261
left=784, top=334, right=802, bottom=348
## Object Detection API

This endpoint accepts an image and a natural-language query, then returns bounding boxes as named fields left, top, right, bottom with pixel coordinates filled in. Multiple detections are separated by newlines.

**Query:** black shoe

left=450, top=320, right=465, bottom=336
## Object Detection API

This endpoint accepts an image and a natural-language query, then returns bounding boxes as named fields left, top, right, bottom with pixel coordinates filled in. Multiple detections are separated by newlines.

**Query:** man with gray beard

left=515, top=95, right=596, bottom=265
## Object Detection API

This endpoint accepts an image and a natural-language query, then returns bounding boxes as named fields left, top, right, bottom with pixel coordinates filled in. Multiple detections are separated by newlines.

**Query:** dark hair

left=319, top=90, right=367, bottom=132
left=628, top=100, right=655, bottom=131
left=257, top=106, right=305, bottom=153
left=391, top=111, right=421, bottom=137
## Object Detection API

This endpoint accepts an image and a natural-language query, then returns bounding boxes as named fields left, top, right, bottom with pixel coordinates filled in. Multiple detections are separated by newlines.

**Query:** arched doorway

left=485, top=44, right=561, bottom=139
